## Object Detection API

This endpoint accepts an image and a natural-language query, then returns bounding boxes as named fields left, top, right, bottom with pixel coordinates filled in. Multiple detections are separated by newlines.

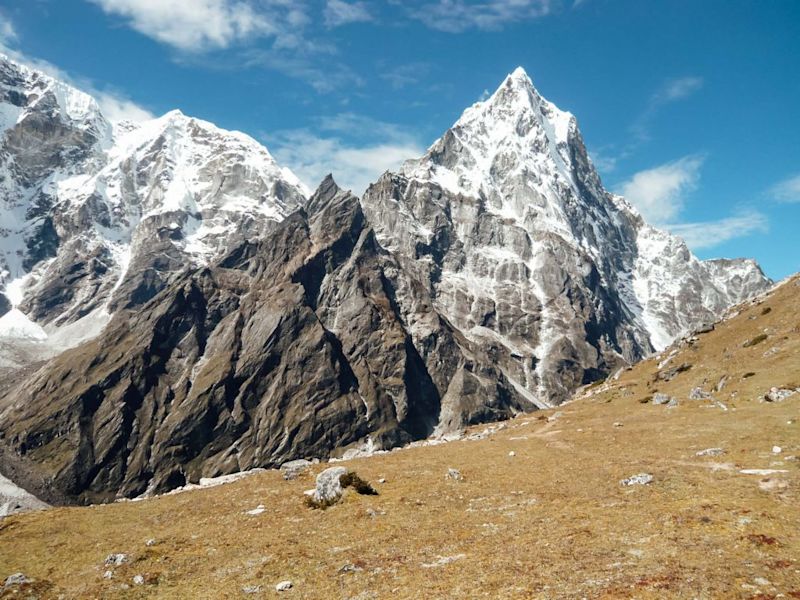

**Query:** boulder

left=620, top=473, right=654, bottom=486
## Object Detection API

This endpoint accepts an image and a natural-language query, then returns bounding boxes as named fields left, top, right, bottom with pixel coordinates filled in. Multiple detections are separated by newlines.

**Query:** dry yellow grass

left=2, top=276, right=799, bottom=599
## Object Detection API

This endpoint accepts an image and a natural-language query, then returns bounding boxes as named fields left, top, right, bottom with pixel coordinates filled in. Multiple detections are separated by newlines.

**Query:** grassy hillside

left=2, top=276, right=799, bottom=599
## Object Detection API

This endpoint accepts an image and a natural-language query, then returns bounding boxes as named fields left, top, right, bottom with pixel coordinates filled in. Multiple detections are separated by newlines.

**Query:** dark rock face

left=0, top=179, right=532, bottom=503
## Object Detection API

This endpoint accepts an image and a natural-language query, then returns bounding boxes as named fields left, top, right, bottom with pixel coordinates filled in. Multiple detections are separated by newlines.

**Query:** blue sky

left=1, top=0, right=798, bottom=279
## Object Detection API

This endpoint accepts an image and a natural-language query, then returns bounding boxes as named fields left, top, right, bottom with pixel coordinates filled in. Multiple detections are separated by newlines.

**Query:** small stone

left=377, top=478, right=386, bottom=484
left=696, top=448, right=726, bottom=457
left=612, top=422, right=623, bottom=428
left=280, top=459, right=312, bottom=481
left=133, top=575, right=144, bottom=586
left=445, top=468, right=463, bottom=481
left=620, top=473, right=654, bottom=486
left=104, top=553, right=129, bottom=566
left=754, top=577, right=771, bottom=586
left=652, top=393, right=674, bottom=406
left=103, top=570, right=113, bottom=580
left=689, top=387, right=712, bottom=400
left=338, top=563, right=363, bottom=573
left=765, top=387, right=797, bottom=402
left=4, top=573, right=30, bottom=587
left=242, top=585, right=262, bottom=594
left=508, top=451, right=516, bottom=457
left=145, top=538, right=157, bottom=547
left=246, top=504, right=266, bottom=515
left=276, top=580, right=293, bottom=592
left=772, top=446, right=782, bottom=454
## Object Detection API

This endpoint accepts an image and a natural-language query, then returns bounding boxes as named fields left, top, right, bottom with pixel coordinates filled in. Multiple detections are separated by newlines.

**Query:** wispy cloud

left=769, top=173, right=800, bottom=203
left=324, top=0, right=373, bottom=27
left=267, top=113, right=425, bottom=195
left=669, top=211, right=768, bottom=250
left=401, top=0, right=552, bottom=33
left=0, top=11, right=17, bottom=45
left=631, top=76, right=704, bottom=143
left=616, top=155, right=704, bottom=224
left=617, top=155, right=768, bottom=250
left=380, top=62, right=431, bottom=90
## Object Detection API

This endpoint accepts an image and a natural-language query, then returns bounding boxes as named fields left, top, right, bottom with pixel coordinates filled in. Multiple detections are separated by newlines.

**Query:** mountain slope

left=0, top=177, right=533, bottom=503
left=1, top=274, right=797, bottom=599
left=362, top=68, right=769, bottom=404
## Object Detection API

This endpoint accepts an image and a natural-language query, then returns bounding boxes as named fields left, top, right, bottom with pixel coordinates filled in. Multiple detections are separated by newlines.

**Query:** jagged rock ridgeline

left=0, top=56, right=771, bottom=501
left=0, top=177, right=533, bottom=503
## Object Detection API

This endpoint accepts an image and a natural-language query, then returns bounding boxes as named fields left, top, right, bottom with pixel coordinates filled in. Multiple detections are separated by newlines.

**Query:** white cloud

left=769, top=173, right=800, bottom=203
left=93, top=90, right=155, bottom=122
left=268, top=114, right=425, bottom=195
left=616, top=155, right=704, bottom=224
left=88, top=0, right=300, bottom=52
left=324, top=0, right=373, bottom=27
left=654, top=76, right=704, bottom=103
left=668, top=211, right=768, bottom=250
left=0, top=12, right=17, bottom=44
left=405, top=0, right=552, bottom=32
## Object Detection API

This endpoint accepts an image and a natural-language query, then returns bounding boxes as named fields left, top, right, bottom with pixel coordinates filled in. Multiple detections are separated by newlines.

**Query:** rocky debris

left=0, top=473, right=49, bottom=517
left=508, top=451, right=517, bottom=456
left=657, top=363, right=692, bottom=382
left=3, top=573, right=30, bottom=588
left=613, top=422, right=623, bottom=428
left=242, top=585, right=262, bottom=594
left=696, top=448, right=726, bottom=457
left=276, top=580, right=293, bottom=592
left=772, top=446, right=782, bottom=454
left=765, top=387, right=798, bottom=402
left=306, top=467, right=377, bottom=509
left=133, top=575, right=144, bottom=585
left=105, top=554, right=129, bottom=566
left=689, top=387, right=712, bottom=400
left=246, top=505, right=266, bottom=515
left=445, top=468, right=463, bottom=482
left=145, top=538, right=157, bottom=547
left=280, top=459, right=313, bottom=481
left=421, top=554, right=466, bottom=568
left=743, top=334, right=768, bottom=348
left=338, top=563, right=363, bottom=574
left=652, top=393, right=671, bottom=405
left=694, top=323, right=715, bottom=334
left=620, top=473, right=654, bottom=486
left=103, top=570, right=113, bottom=580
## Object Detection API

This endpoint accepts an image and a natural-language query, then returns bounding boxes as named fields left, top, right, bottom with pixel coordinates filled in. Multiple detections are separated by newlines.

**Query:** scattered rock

left=765, top=387, right=797, bottom=402
left=377, top=478, right=386, bottom=484
left=242, top=585, right=262, bottom=594
left=689, top=387, right=712, bottom=400
left=421, top=554, right=466, bottom=568
left=103, top=570, right=113, bottom=580
left=133, top=575, right=145, bottom=585
left=306, top=467, right=377, bottom=509
left=652, top=393, right=674, bottom=405
left=508, top=451, right=516, bottom=456
left=740, top=469, right=789, bottom=475
left=280, top=459, right=312, bottom=481
left=696, top=448, right=726, bottom=457
left=657, top=363, right=691, bottom=382
left=276, top=580, right=293, bottom=592
left=145, top=538, right=157, bottom=547
left=694, top=323, right=714, bottom=334
left=246, top=504, right=266, bottom=515
left=715, top=375, right=729, bottom=392
left=3, top=573, right=30, bottom=588
left=743, top=333, right=768, bottom=348
left=105, top=553, right=129, bottom=566
left=612, top=422, right=623, bottom=428
left=445, top=468, right=463, bottom=481
left=772, top=446, right=782, bottom=454
left=620, top=473, right=654, bottom=486
left=338, top=563, right=363, bottom=573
